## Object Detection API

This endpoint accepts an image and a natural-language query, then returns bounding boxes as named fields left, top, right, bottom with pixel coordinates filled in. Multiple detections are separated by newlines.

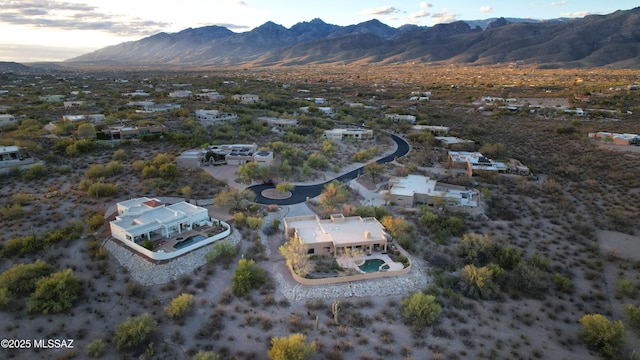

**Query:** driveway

left=249, top=133, right=410, bottom=205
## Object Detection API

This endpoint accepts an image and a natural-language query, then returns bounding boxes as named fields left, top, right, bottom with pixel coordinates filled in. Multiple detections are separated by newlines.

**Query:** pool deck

left=148, top=225, right=222, bottom=253
left=337, top=253, right=404, bottom=272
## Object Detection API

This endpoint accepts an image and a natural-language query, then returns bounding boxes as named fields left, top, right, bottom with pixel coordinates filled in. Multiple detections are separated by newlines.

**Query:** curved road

left=249, top=133, right=410, bottom=205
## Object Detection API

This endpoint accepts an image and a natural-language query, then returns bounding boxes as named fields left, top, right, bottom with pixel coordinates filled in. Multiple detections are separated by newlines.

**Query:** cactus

left=332, top=298, right=340, bottom=325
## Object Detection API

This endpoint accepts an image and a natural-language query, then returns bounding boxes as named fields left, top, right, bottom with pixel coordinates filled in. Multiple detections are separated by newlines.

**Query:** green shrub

left=400, top=292, right=442, bottom=330
left=113, top=313, right=157, bottom=351
left=165, top=293, right=194, bottom=319
left=86, top=338, right=106, bottom=358
left=579, top=314, right=625, bottom=359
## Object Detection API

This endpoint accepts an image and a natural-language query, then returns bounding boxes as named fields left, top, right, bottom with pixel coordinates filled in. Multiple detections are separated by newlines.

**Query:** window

left=307, top=248, right=315, bottom=254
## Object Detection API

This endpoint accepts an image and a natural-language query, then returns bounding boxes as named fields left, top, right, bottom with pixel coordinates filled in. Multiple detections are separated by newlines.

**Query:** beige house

left=323, top=128, right=373, bottom=141
left=283, top=214, right=389, bottom=256
left=388, top=174, right=479, bottom=209
left=232, top=94, right=259, bottom=104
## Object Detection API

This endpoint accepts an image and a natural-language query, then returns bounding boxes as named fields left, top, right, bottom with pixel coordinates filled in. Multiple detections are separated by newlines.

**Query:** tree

left=456, top=233, right=495, bottom=266
left=579, top=314, right=626, bottom=359
left=459, top=264, right=498, bottom=300
left=380, top=215, right=412, bottom=238
left=205, top=240, right=238, bottom=268
left=213, top=187, right=256, bottom=210
left=318, top=180, right=349, bottom=213
left=77, top=123, right=96, bottom=139
left=27, top=269, right=81, bottom=314
left=231, top=259, right=267, bottom=296
left=307, top=153, right=329, bottom=170
left=364, top=162, right=385, bottom=183
left=279, top=237, right=313, bottom=277
left=113, top=313, right=157, bottom=351
left=181, top=185, right=192, bottom=202
left=276, top=182, right=295, bottom=194
left=267, top=333, right=316, bottom=360
left=400, top=292, right=442, bottom=329
left=165, top=293, right=194, bottom=319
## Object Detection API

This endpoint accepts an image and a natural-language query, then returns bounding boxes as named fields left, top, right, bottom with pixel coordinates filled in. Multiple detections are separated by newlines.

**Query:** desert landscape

left=0, top=64, right=639, bottom=360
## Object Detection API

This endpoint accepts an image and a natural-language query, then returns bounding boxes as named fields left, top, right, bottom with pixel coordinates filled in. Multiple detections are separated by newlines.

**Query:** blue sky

left=0, top=0, right=637, bottom=62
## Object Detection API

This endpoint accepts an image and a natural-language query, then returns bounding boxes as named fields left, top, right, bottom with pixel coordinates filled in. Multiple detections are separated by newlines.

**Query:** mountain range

left=65, top=7, right=640, bottom=69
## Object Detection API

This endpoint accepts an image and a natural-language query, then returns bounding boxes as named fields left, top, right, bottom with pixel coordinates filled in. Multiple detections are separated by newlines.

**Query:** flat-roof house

left=0, top=145, right=34, bottom=171
left=589, top=132, right=640, bottom=146
left=197, top=143, right=273, bottom=166
left=137, top=103, right=181, bottom=113
left=323, top=128, right=373, bottom=141
left=110, top=197, right=211, bottom=245
left=254, top=151, right=274, bottom=166
left=449, top=151, right=501, bottom=176
left=412, top=125, right=449, bottom=135
left=385, top=114, right=416, bottom=123
left=435, top=136, right=475, bottom=149
left=257, top=117, right=298, bottom=129
left=102, top=124, right=166, bottom=140
left=63, top=101, right=85, bottom=108
left=283, top=214, right=389, bottom=256
left=195, top=109, right=238, bottom=124
left=122, top=90, right=150, bottom=97
left=169, top=90, right=192, bottom=98
left=388, top=174, right=479, bottom=209
left=232, top=94, right=259, bottom=104
left=62, top=114, right=105, bottom=123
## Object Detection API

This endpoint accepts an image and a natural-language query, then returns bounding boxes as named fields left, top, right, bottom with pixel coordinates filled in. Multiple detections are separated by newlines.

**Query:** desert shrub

left=0, top=287, right=13, bottom=309
left=141, top=239, right=153, bottom=250
left=246, top=216, right=263, bottom=230
left=579, top=314, right=626, bottom=359
left=11, top=193, right=35, bottom=205
left=85, top=214, right=105, bottom=231
left=624, top=303, right=640, bottom=331
left=86, top=338, right=106, bottom=358
left=267, top=333, right=316, bottom=360
left=165, top=293, right=194, bottom=319
left=400, top=292, right=442, bottom=330
left=27, top=269, right=81, bottom=314
left=0, top=260, right=54, bottom=296
left=205, top=240, right=238, bottom=268
left=508, top=264, right=550, bottom=298
left=231, top=259, right=267, bottom=296
left=192, top=351, right=220, bottom=360
left=456, top=233, right=495, bottom=266
left=496, top=245, right=522, bottom=271
left=615, top=278, right=638, bottom=298
left=459, top=264, right=498, bottom=300
left=113, top=313, right=157, bottom=351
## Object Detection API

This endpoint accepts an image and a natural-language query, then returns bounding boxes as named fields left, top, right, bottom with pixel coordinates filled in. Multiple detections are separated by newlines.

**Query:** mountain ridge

left=65, top=7, right=640, bottom=69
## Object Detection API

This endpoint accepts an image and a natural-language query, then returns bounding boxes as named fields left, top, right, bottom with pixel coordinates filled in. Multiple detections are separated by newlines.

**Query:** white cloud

left=561, top=11, right=591, bottom=18
left=431, top=9, right=458, bottom=24
left=411, top=10, right=430, bottom=19
left=480, top=6, right=493, bottom=13
left=362, top=6, right=401, bottom=16
left=551, top=1, right=567, bottom=6
left=237, top=1, right=249, bottom=6
left=420, top=2, right=433, bottom=8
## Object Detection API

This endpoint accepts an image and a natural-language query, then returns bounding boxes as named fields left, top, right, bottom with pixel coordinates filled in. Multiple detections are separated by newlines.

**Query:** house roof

left=286, top=215, right=387, bottom=247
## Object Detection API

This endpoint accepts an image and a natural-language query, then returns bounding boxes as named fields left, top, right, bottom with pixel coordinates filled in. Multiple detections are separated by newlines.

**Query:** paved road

left=249, top=133, right=410, bottom=205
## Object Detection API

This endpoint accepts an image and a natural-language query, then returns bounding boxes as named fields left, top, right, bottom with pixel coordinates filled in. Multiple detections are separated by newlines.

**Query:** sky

left=0, top=0, right=637, bottom=63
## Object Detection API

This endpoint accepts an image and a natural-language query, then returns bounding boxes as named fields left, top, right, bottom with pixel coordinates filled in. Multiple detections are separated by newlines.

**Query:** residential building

left=385, top=113, right=416, bottom=123
left=122, top=90, right=150, bottom=97
left=232, top=94, right=259, bottom=104
left=194, top=91, right=225, bottom=101
left=39, top=95, right=65, bottom=102
left=299, top=106, right=334, bottom=115
left=101, top=124, right=166, bottom=140
left=448, top=151, right=502, bottom=176
left=412, top=125, right=449, bottom=135
left=110, top=197, right=211, bottom=245
left=323, top=128, right=373, bottom=141
left=388, top=174, right=479, bottom=209
left=169, top=90, right=192, bottom=98
left=195, top=109, right=238, bottom=124
left=257, top=117, right=298, bottom=130
left=0, top=145, right=34, bottom=171
left=136, top=103, right=181, bottom=113
left=63, top=101, right=85, bottom=108
left=62, top=114, right=105, bottom=123
left=435, top=136, right=475, bottom=149
left=190, top=143, right=274, bottom=167
left=283, top=214, right=389, bottom=256
left=589, top=132, right=640, bottom=146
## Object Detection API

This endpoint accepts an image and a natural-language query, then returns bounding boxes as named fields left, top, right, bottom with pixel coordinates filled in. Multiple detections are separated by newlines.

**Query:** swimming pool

left=173, top=234, right=207, bottom=250
left=358, top=259, right=386, bottom=273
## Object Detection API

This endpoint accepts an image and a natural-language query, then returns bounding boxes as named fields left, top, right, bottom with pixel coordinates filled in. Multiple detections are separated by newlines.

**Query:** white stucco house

left=110, top=197, right=212, bottom=244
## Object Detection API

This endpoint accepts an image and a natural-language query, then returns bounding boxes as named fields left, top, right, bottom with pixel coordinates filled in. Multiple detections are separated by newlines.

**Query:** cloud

left=0, top=0, right=169, bottom=36
left=560, top=11, right=591, bottom=18
left=420, top=2, right=433, bottom=8
left=410, top=10, right=431, bottom=19
left=551, top=1, right=566, bottom=5
left=431, top=9, right=458, bottom=24
left=480, top=6, right=493, bottom=13
left=362, top=6, right=401, bottom=16
left=236, top=1, right=249, bottom=6
left=212, top=23, right=251, bottom=30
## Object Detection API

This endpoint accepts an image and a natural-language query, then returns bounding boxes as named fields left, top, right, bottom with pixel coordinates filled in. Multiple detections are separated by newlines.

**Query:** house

left=0, top=114, right=17, bottom=128
left=62, top=114, right=105, bottom=123
left=323, top=128, right=373, bottom=141
left=232, top=94, right=259, bottom=104
left=299, top=106, right=334, bottom=115
left=169, top=90, right=192, bottom=98
left=448, top=151, right=501, bottom=176
left=589, top=132, right=640, bottom=146
left=412, top=125, right=449, bottom=136
left=122, top=90, right=150, bottom=97
left=195, top=143, right=273, bottom=166
left=385, top=113, right=416, bottom=123
left=101, top=124, right=166, bottom=140
left=257, top=117, right=298, bottom=130
left=110, top=197, right=211, bottom=245
left=195, top=109, right=238, bottom=124
left=39, top=95, right=65, bottom=102
left=63, top=101, right=85, bottom=108
left=0, top=145, right=34, bottom=171
left=388, top=174, right=479, bottom=209
left=194, top=91, right=225, bottom=101
left=136, top=103, right=181, bottom=113
left=283, top=214, right=389, bottom=256
left=435, top=136, right=475, bottom=149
